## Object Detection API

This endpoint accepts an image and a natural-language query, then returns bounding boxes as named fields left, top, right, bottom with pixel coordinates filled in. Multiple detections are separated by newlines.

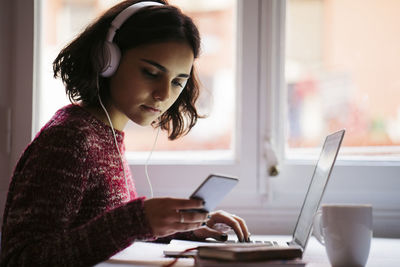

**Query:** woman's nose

left=152, top=82, right=170, bottom=101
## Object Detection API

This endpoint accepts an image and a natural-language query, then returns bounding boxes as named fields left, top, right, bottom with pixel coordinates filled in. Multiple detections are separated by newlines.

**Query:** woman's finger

left=226, top=218, right=244, bottom=242
left=232, top=214, right=250, bottom=241
left=207, top=212, right=243, bottom=241
left=206, top=211, right=247, bottom=242
left=177, top=210, right=208, bottom=223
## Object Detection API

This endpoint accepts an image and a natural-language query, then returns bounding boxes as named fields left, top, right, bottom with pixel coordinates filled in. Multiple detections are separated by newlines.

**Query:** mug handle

left=313, top=210, right=325, bottom=245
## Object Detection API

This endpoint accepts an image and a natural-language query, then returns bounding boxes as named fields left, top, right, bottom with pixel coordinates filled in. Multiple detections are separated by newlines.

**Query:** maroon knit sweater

left=0, top=104, right=194, bottom=266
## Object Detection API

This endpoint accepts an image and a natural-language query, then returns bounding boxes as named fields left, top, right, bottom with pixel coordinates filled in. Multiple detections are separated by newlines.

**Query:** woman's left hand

left=192, top=210, right=250, bottom=242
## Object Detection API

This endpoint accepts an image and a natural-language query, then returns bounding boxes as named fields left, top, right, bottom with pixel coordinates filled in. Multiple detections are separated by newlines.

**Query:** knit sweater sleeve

left=0, top=126, right=154, bottom=267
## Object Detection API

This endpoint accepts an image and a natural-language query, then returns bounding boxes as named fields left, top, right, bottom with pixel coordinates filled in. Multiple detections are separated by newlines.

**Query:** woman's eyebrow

left=140, top=58, right=190, bottom=78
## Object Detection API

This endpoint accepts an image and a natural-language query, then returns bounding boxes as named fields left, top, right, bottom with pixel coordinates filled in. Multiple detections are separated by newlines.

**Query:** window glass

left=37, top=0, right=236, bottom=158
left=285, top=0, right=400, bottom=158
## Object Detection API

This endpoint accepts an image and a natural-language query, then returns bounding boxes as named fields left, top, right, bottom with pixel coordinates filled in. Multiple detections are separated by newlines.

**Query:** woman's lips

left=141, top=105, right=161, bottom=113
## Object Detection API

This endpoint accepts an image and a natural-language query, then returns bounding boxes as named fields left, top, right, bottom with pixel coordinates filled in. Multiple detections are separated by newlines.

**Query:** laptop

left=164, top=129, right=345, bottom=259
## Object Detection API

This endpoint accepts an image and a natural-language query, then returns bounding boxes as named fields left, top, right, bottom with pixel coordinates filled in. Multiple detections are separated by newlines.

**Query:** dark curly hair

left=53, top=0, right=202, bottom=140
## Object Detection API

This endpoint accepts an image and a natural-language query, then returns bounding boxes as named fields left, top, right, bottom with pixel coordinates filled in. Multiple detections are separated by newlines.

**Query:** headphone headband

left=101, top=1, right=164, bottom=77
left=106, top=1, right=164, bottom=42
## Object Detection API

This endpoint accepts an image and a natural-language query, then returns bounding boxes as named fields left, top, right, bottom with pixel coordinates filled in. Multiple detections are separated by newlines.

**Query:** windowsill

left=126, top=150, right=236, bottom=165
left=286, top=146, right=400, bottom=166
left=284, top=157, right=400, bottom=167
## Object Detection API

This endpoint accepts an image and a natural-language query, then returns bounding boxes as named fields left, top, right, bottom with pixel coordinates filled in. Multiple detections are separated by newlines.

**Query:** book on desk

left=194, top=244, right=305, bottom=266
left=195, top=257, right=305, bottom=267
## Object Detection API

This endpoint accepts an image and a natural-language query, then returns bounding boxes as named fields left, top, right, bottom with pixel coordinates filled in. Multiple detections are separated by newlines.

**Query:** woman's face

left=109, top=41, right=194, bottom=126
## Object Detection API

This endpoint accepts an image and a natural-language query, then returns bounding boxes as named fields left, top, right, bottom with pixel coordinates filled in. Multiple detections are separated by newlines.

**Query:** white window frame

left=8, top=0, right=400, bottom=236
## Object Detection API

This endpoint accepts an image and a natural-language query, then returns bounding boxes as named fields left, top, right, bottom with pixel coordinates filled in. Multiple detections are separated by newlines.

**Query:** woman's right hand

left=143, top=197, right=208, bottom=237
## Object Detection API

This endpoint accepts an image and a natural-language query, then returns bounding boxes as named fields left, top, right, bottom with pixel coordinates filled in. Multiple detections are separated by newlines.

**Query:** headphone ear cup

left=100, top=41, right=121, bottom=77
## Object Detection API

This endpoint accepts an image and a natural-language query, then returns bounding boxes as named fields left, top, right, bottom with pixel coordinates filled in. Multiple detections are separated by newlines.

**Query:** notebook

left=164, top=129, right=345, bottom=259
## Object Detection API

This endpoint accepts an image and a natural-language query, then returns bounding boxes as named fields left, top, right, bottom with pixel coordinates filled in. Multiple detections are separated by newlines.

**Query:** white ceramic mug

left=313, top=204, right=373, bottom=267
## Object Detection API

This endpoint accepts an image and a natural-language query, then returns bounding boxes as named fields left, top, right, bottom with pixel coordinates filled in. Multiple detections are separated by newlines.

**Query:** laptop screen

left=292, top=130, right=345, bottom=249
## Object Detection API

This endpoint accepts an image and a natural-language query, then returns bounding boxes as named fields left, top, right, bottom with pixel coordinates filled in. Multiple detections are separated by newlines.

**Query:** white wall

left=0, top=0, right=34, bottom=224
left=0, top=0, right=13, bottom=223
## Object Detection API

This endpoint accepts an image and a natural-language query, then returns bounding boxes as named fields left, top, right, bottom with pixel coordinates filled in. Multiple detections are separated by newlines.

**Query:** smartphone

left=189, top=174, right=239, bottom=212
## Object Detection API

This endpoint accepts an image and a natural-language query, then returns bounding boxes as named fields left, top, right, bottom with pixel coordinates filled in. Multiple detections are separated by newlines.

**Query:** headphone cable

left=97, top=76, right=129, bottom=195
left=96, top=75, right=156, bottom=199
left=144, top=126, right=160, bottom=198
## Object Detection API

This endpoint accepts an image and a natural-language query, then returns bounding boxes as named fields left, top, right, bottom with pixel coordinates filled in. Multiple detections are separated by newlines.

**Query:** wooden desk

left=96, top=235, right=400, bottom=267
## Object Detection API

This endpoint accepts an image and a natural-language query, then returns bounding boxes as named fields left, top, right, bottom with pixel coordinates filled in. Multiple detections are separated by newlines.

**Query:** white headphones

left=100, top=1, right=164, bottom=77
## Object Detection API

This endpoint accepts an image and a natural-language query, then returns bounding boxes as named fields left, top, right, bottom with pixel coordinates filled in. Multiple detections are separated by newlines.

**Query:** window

left=270, top=0, right=400, bottom=237
left=285, top=0, right=400, bottom=160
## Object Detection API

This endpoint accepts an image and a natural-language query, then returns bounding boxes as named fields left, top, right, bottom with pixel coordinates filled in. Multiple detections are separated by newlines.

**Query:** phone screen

left=189, top=174, right=238, bottom=212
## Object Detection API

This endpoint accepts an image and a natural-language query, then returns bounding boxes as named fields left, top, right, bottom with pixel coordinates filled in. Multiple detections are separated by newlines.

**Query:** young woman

left=0, top=1, right=249, bottom=266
